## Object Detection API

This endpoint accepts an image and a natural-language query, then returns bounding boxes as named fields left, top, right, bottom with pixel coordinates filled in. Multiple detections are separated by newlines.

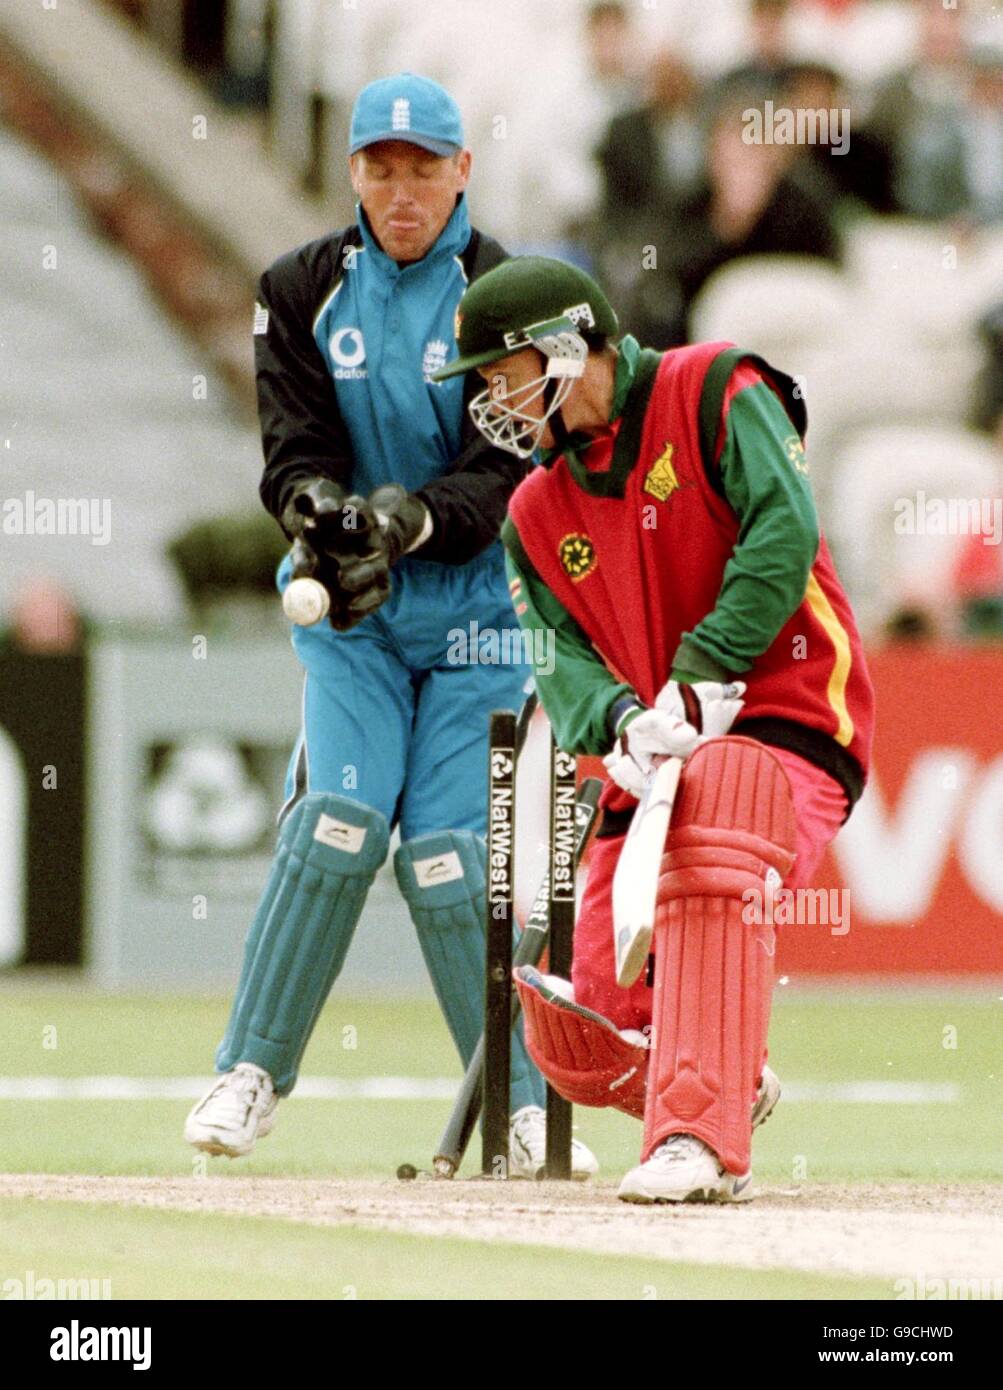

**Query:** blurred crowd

left=577, top=0, right=1002, bottom=349
left=567, top=1, right=1003, bottom=648
left=48, top=1, right=1003, bottom=641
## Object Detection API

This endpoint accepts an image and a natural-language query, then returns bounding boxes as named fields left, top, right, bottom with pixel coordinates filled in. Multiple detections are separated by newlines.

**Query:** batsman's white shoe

left=617, top=1133, right=754, bottom=1204
left=508, top=1105, right=600, bottom=1181
left=752, top=1065, right=781, bottom=1129
left=184, top=1063, right=277, bottom=1158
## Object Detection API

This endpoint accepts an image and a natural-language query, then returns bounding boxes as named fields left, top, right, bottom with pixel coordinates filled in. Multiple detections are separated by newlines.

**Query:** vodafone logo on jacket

left=329, top=327, right=367, bottom=378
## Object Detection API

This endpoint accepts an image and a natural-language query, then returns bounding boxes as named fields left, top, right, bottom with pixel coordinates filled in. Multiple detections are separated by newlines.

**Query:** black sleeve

left=411, top=229, right=530, bottom=565
left=769, top=170, right=841, bottom=264
left=595, top=110, right=652, bottom=214
left=255, top=237, right=356, bottom=524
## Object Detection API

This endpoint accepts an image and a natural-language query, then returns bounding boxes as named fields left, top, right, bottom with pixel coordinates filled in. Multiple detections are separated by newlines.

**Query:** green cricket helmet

left=432, top=256, right=619, bottom=458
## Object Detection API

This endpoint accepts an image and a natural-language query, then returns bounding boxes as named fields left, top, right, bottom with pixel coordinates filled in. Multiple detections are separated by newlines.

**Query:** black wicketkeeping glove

left=280, top=478, right=346, bottom=544
left=282, top=479, right=389, bottom=631
left=323, top=485, right=430, bottom=627
left=369, top=485, right=431, bottom=565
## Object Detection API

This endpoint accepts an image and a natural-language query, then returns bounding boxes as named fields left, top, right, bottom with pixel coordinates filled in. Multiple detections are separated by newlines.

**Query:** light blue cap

left=349, top=73, right=464, bottom=157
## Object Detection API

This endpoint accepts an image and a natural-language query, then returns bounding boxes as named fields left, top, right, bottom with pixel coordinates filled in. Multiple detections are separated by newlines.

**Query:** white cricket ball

left=282, top=577, right=330, bottom=626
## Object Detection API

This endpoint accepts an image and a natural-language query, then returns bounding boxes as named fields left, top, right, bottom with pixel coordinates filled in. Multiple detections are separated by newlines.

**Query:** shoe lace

left=509, top=1108, right=596, bottom=1174
left=651, top=1134, right=707, bottom=1166
left=510, top=1106, right=546, bottom=1156
left=205, top=1065, right=267, bottom=1115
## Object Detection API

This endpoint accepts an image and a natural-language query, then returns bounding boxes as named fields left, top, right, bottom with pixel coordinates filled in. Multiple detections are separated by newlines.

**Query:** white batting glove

left=602, top=745, right=648, bottom=798
left=602, top=681, right=746, bottom=797
left=654, top=679, right=746, bottom=740
left=602, top=706, right=699, bottom=797
left=602, top=745, right=641, bottom=800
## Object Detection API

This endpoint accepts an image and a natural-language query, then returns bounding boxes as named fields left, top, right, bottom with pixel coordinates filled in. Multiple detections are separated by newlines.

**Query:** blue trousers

left=279, top=547, right=531, bottom=835
left=237, top=546, right=546, bottom=1110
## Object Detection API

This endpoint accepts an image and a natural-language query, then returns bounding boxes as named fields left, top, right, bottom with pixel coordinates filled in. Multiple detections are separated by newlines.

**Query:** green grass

left=0, top=1198, right=889, bottom=1300
left=1, top=985, right=1000, bottom=1300
left=767, top=991, right=1003, bottom=1183
left=1, top=992, right=459, bottom=1079
left=1, top=988, right=1000, bottom=1182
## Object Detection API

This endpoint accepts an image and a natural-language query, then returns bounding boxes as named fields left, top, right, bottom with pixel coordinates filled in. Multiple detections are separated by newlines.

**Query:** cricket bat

left=612, top=756, right=682, bottom=988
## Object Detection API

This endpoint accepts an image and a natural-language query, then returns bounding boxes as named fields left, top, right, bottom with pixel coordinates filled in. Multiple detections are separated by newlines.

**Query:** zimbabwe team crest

left=558, top=533, right=597, bottom=582
left=785, top=434, right=810, bottom=477
left=643, top=442, right=680, bottom=502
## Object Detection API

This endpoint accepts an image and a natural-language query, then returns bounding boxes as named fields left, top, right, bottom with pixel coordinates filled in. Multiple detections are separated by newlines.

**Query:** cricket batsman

left=433, top=255, right=874, bottom=1202
left=185, top=78, right=597, bottom=1179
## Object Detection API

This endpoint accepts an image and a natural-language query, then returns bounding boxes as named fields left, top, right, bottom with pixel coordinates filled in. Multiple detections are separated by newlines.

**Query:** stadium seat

left=845, top=219, right=986, bottom=342
left=825, top=424, right=1001, bottom=634
left=691, top=257, right=851, bottom=358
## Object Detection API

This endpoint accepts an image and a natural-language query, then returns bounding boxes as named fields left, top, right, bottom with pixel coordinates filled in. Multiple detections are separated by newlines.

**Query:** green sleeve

left=673, top=378, right=820, bottom=678
left=502, top=520, right=634, bottom=754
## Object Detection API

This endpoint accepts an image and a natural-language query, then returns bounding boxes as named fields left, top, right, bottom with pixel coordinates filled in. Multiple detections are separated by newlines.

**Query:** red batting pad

left=642, top=737, right=796, bottom=1172
left=515, top=967, right=648, bottom=1118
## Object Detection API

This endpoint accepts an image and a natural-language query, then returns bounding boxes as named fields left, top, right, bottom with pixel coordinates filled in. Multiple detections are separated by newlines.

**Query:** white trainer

left=752, top=1065, right=781, bottom=1129
left=184, top=1063, right=278, bottom=1158
left=618, top=1133, right=753, bottom=1204
left=508, top=1105, right=599, bottom=1181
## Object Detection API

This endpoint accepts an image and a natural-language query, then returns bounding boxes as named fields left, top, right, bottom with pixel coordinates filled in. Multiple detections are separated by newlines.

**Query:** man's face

left=477, top=348, right=556, bottom=450
left=350, top=141, right=471, bottom=263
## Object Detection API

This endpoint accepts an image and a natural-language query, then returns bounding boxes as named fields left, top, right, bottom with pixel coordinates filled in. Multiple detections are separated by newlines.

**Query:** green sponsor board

left=85, top=636, right=425, bottom=989
left=86, top=637, right=302, bottom=985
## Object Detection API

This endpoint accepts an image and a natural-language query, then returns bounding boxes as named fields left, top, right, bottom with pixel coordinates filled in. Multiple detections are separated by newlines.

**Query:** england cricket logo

left=423, top=338, right=449, bottom=382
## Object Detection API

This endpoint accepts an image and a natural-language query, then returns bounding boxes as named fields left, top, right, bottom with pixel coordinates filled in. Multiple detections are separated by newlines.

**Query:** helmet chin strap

left=542, top=376, right=573, bottom=452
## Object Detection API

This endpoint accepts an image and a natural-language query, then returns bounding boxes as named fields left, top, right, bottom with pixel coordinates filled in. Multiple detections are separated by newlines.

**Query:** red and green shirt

left=502, top=337, right=874, bottom=808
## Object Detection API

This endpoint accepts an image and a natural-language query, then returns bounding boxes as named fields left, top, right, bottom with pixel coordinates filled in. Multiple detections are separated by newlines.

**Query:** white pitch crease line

left=782, top=1081, right=960, bottom=1104
left=0, top=1077, right=962, bottom=1103
left=0, top=1076, right=458, bottom=1101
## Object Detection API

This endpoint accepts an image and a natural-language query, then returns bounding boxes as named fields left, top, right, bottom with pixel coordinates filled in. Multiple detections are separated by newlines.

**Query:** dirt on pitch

left=3, top=1174, right=1002, bottom=1283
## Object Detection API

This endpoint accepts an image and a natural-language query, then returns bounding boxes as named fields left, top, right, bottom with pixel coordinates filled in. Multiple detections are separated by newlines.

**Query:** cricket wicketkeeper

left=434, top=256, right=875, bottom=1202
left=185, top=79, right=597, bottom=1180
